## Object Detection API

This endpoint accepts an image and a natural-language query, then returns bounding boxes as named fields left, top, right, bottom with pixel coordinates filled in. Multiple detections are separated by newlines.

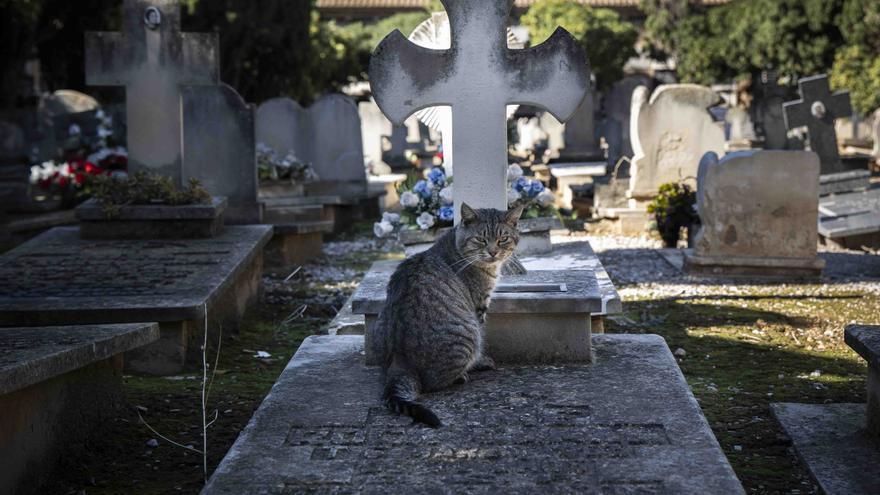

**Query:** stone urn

left=400, top=216, right=562, bottom=256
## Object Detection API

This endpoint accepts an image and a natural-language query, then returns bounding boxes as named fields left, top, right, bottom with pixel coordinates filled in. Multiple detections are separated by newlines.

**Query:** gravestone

left=85, top=0, right=219, bottom=185
left=725, top=106, right=756, bottom=145
left=256, top=94, right=368, bottom=196
left=559, top=91, right=602, bottom=160
left=604, top=75, right=652, bottom=162
left=684, top=150, right=825, bottom=278
left=752, top=70, right=798, bottom=150
left=359, top=98, right=390, bottom=171
left=0, top=323, right=160, bottom=494
left=818, top=187, right=880, bottom=250
left=629, top=84, right=725, bottom=203
left=370, top=1, right=588, bottom=221
left=772, top=324, right=880, bottom=495
left=783, top=75, right=854, bottom=176
left=182, top=83, right=261, bottom=224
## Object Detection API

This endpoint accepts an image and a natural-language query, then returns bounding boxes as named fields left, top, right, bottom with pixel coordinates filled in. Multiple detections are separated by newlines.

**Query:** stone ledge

left=683, top=251, right=825, bottom=278
left=273, top=220, right=334, bottom=235
left=204, top=334, right=743, bottom=494
left=0, top=323, right=159, bottom=395
left=771, top=403, right=880, bottom=495
left=845, top=324, right=880, bottom=370
left=75, top=197, right=227, bottom=221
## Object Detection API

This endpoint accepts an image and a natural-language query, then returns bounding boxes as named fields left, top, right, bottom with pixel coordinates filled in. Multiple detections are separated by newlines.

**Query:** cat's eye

left=499, top=235, right=511, bottom=243
left=473, top=237, right=487, bottom=245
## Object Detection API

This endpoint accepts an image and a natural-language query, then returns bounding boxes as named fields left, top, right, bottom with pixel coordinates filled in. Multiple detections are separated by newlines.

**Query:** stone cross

left=369, top=0, right=589, bottom=222
left=783, top=74, right=852, bottom=175
left=85, top=0, right=219, bottom=186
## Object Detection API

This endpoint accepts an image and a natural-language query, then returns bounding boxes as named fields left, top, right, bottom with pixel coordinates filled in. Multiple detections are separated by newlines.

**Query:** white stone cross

left=85, top=0, right=219, bottom=185
left=783, top=74, right=852, bottom=175
left=369, top=0, right=589, bottom=222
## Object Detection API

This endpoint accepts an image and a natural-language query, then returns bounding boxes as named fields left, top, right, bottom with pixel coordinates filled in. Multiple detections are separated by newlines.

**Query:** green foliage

left=92, top=172, right=211, bottom=217
left=647, top=182, right=697, bottom=245
left=830, top=0, right=880, bottom=114
left=520, top=0, right=637, bottom=90
left=337, top=12, right=431, bottom=54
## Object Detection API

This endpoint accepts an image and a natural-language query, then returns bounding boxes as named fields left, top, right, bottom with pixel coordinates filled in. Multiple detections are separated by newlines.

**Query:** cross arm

left=506, top=27, right=589, bottom=122
left=85, top=32, right=127, bottom=85
left=369, top=29, right=452, bottom=125
left=782, top=99, right=810, bottom=130
left=829, top=91, right=853, bottom=118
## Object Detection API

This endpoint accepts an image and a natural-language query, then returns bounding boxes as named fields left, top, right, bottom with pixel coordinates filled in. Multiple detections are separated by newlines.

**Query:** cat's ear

left=460, top=203, right=478, bottom=225
left=504, top=204, right=524, bottom=226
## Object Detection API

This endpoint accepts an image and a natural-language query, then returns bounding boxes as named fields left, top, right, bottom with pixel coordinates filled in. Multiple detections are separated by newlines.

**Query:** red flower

left=74, top=172, right=85, bottom=185
left=84, top=162, right=97, bottom=174
left=57, top=176, right=69, bottom=188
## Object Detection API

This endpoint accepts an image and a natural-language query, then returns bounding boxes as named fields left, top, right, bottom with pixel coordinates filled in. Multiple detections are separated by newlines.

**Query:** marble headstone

left=85, top=0, right=219, bottom=185
left=182, top=83, right=261, bottom=224
left=370, top=0, right=589, bottom=221
left=629, top=84, right=725, bottom=202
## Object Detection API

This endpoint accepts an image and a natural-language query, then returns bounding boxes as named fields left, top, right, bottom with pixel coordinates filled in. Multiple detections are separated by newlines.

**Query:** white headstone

left=629, top=84, right=725, bottom=202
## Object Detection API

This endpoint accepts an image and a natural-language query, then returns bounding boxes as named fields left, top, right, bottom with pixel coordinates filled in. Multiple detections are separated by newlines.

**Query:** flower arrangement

left=647, top=181, right=699, bottom=247
left=29, top=109, right=128, bottom=204
left=256, top=143, right=319, bottom=183
left=374, top=165, right=558, bottom=238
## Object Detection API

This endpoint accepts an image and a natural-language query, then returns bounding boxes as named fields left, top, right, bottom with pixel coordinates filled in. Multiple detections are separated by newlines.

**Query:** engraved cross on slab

left=369, top=0, right=589, bottom=222
left=783, top=74, right=852, bottom=175
left=85, top=0, right=219, bottom=185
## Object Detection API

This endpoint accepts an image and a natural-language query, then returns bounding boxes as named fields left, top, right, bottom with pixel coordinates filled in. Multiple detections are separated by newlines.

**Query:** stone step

left=263, top=204, right=324, bottom=224
left=204, top=334, right=744, bottom=494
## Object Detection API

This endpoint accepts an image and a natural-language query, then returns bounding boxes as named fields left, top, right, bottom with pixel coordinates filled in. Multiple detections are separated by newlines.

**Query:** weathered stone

left=75, top=197, right=227, bottom=239
left=604, top=75, right=652, bottom=162
left=352, top=261, right=602, bottom=364
left=204, top=335, right=744, bottom=494
left=819, top=187, right=880, bottom=249
left=819, top=169, right=872, bottom=196
left=550, top=162, right=607, bottom=210
left=182, top=83, right=261, bottom=224
left=629, top=84, right=725, bottom=203
left=783, top=74, right=853, bottom=176
left=684, top=150, right=825, bottom=278
left=772, top=403, right=880, bottom=495
left=0, top=323, right=159, bottom=495
left=845, top=324, right=880, bottom=437
left=267, top=220, right=334, bottom=267
left=559, top=91, right=603, bottom=161
left=85, top=0, right=219, bottom=185
left=0, top=225, right=271, bottom=374
left=369, top=0, right=589, bottom=221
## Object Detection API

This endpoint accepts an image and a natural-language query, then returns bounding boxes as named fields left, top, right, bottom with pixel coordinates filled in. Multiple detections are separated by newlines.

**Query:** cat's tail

left=383, top=359, right=442, bottom=428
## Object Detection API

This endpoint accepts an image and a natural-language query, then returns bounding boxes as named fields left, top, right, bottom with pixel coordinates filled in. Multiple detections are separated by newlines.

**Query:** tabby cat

left=373, top=203, right=523, bottom=427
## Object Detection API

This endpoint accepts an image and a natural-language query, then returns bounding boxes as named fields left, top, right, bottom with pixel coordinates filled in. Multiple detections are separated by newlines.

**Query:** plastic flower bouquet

left=505, top=163, right=557, bottom=219
left=256, top=143, right=319, bottom=183
left=374, top=167, right=453, bottom=237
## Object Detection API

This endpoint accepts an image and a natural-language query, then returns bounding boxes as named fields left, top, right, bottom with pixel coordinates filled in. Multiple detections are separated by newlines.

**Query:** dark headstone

left=783, top=75, right=854, bottom=175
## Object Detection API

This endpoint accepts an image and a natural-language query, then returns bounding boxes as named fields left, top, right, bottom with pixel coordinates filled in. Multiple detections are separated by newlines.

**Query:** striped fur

left=376, top=203, right=522, bottom=427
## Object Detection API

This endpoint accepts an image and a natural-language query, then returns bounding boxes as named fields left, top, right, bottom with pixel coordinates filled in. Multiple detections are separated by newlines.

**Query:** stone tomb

left=205, top=335, right=744, bottom=494
left=819, top=186, right=880, bottom=250
left=0, top=323, right=159, bottom=494
left=783, top=74, right=870, bottom=195
left=0, top=226, right=271, bottom=374
left=772, top=324, right=880, bottom=495
left=684, top=150, right=826, bottom=278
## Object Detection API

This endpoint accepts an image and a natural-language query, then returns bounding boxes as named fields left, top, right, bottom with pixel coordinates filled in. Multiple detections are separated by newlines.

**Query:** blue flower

left=514, top=176, right=530, bottom=192
left=413, top=179, right=432, bottom=199
left=439, top=205, right=454, bottom=222
left=527, top=180, right=545, bottom=198
left=427, top=168, right=446, bottom=186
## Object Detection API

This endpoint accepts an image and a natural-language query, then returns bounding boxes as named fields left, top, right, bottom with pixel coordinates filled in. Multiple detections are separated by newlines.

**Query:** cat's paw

left=471, top=355, right=497, bottom=372
left=454, top=372, right=470, bottom=385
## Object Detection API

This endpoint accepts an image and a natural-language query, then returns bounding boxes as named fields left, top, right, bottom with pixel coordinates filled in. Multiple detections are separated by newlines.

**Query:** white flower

left=536, top=190, right=555, bottom=207
left=416, top=212, right=436, bottom=230
left=507, top=163, right=523, bottom=182
left=400, top=191, right=420, bottom=208
left=68, top=123, right=81, bottom=136
left=507, top=188, right=521, bottom=206
left=382, top=212, right=400, bottom=224
left=439, top=186, right=453, bottom=205
left=373, top=221, right=394, bottom=238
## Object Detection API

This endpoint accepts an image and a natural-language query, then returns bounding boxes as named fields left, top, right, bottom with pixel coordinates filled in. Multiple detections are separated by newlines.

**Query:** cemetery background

left=0, top=0, right=879, bottom=493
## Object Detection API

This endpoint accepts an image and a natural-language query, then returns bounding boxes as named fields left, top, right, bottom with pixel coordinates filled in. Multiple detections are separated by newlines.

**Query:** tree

left=830, top=0, right=880, bottom=114
left=520, top=0, right=637, bottom=90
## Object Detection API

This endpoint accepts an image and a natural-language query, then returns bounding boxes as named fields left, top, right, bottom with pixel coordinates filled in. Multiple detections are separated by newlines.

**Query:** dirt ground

left=52, top=224, right=878, bottom=495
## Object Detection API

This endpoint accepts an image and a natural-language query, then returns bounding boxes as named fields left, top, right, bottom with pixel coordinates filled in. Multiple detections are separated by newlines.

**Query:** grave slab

left=771, top=403, right=880, bottom=495
left=204, top=334, right=744, bottom=494
left=0, top=323, right=159, bottom=495
left=845, top=324, right=880, bottom=437
left=0, top=225, right=271, bottom=374
left=819, top=187, right=880, bottom=249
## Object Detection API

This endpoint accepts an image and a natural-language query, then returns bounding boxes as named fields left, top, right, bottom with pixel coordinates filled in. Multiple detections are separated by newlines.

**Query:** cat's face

left=455, top=203, right=523, bottom=266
